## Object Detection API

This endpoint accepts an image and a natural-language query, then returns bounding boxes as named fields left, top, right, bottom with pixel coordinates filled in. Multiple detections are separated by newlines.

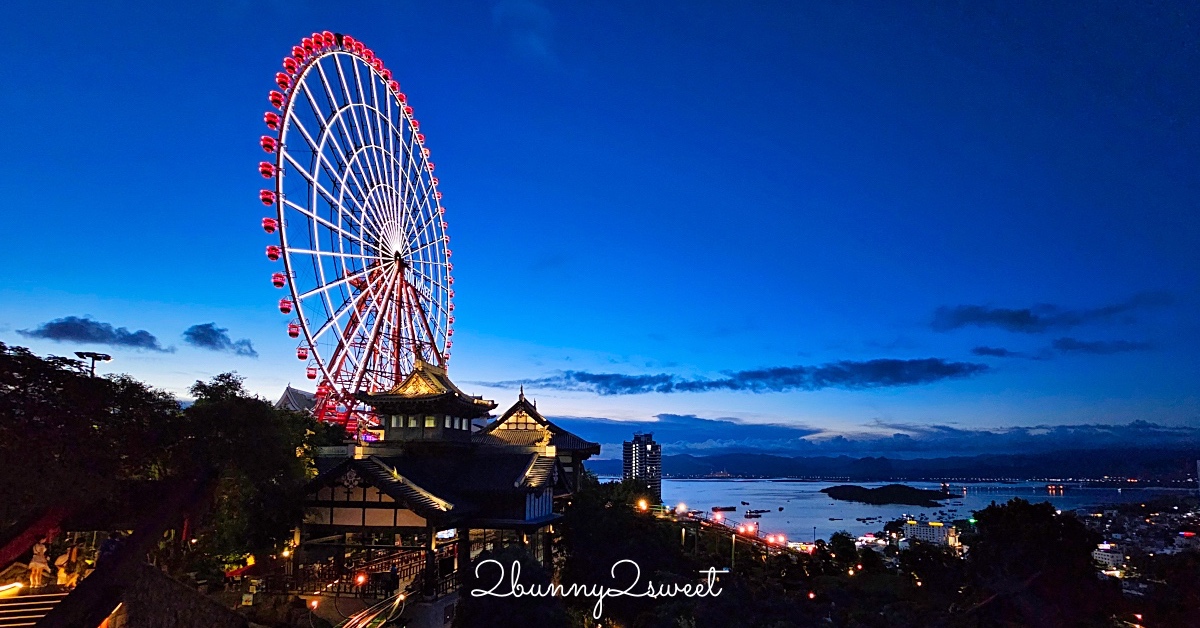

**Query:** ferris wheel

left=258, top=31, right=455, bottom=429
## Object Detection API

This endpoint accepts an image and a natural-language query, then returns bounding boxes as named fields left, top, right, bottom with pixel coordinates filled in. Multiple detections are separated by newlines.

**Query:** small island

left=821, top=484, right=952, bottom=507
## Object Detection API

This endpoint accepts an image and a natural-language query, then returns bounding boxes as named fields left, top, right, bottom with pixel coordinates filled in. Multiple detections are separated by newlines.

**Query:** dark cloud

left=970, top=346, right=1023, bottom=358
left=19, top=316, right=172, bottom=352
left=556, top=414, right=1200, bottom=460
left=850, top=419, right=1200, bottom=457
left=548, top=413, right=1200, bottom=459
left=182, top=323, right=258, bottom=358
left=931, top=291, right=1172, bottom=333
left=477, top=358, right=988, bottom=395
left=1051, top=337, right=1153, bottom=355
left=548, top=413, right=822, bottom=457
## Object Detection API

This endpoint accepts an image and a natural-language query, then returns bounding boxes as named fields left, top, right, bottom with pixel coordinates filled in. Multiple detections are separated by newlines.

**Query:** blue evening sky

left=1, top=1, right=1196, bottom=450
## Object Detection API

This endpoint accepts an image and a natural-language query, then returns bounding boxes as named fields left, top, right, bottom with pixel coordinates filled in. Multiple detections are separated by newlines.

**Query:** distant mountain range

left=587, top=448, right=1200, bottom=481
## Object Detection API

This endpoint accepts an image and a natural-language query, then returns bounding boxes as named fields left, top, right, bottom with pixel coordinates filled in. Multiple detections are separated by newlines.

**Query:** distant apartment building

left=623, top=432, right=662, bottom=502
left=1093, top=542, right=1124, bottom=568
left=903, top=520, right=960, bottom=547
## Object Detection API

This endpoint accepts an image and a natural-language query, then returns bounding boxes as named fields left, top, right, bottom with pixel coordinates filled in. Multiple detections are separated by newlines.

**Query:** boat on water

left=829, top=517, right=842, bottom=521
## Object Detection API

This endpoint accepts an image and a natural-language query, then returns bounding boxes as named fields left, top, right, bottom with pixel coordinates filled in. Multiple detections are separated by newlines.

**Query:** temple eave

left=356, top=391, right=496, bottom=418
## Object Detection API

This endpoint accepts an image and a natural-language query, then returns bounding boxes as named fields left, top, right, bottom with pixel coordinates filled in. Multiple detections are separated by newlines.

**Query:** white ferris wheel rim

left=265, top=36, right=454, bottom=399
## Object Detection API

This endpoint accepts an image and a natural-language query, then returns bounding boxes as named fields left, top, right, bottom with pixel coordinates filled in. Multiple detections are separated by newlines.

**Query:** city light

left=281, top=549, right=291, bottom=558
left=637, top=498, right=649, bottom=512
left=676, top=502, right=687, bottom=514
left=807, top=592, right=816, bottom=600
left=355, top=573, right=367, bottom=586
left=309, top=599, right=319, bottom=610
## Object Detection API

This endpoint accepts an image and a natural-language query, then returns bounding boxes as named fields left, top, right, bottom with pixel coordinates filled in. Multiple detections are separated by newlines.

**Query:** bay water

left=627, top=478, right=1185, bottom=543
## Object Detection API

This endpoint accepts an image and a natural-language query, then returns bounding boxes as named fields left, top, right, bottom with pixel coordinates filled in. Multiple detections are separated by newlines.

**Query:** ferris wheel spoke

left=348, top=61, right=393, bottom=228
left=327, top=55, right=392, bottom=227
left=285, top=109, right=379, bottom=219
left=347, top=264, right=402, bottom=390
left=384, top=89, right=400, bottom=240
left=406, top=185, right=441, bottom=243
left=287, top=248, right=385, bottom=262
left=278, top=159, right=374, bottom=238
left=310, top=61, right=367, bottom=164
left=404, top=280, right=445, bottom=365
left=405, top=236, right=443, bottom=258
left=284, top=116, right=382, bottom=241
left=296, top=80, right=383, bottom=235
left=297, top=260, right=389, bottom=304
left=281, top=198, right=368, bottom=246
left=331, top=54, right=392, bottom=223
left=286, top=193, right=368, bottom=246
left=309, top=276, right=380, bottom=342
left=399, top=157, right=427, bottom=237
left=282, top=124, right=370, bottom=215
left=325, top=263, right=398, bottom=383
left=381, top=94, right=406, bottom=232
left=366, top=86, right=406, bottom=232
left=382, top=144, right=404, bottom=233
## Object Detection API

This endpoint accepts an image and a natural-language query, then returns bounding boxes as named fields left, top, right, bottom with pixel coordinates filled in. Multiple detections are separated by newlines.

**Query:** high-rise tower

left=623, top=432, right=662, bottom=502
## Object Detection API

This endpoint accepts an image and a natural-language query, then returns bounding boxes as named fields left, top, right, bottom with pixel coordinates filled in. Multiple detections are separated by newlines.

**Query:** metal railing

left=257, top=545, right=459, bottom=599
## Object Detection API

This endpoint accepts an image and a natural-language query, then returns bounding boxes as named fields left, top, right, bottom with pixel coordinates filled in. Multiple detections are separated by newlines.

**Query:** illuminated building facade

left=903, top=520, right=960, bottom=547
left=1092, top=543, right=1124, bottom=568
left=622, top=432, right=662, bottom=502
left=297, top=361, right=599, bottom=601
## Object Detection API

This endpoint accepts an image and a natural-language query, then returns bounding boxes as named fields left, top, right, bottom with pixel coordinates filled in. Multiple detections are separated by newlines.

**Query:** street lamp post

left=75, top=351, right=112, bottom=376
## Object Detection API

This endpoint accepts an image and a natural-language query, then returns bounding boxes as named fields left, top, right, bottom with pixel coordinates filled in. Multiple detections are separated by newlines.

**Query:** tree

left=0, top=343, right=179, bottom=528
left=1138, top=550, right=1200, bottom=625
left=176, top=373, right=319, bottom=559
left=455, top=545, right=569, bottom=628
left=828, top=531, right=857, bottom=566
left=963, top=498, right=1119, bottom=626
left=558, top=479, right=697, bottom=625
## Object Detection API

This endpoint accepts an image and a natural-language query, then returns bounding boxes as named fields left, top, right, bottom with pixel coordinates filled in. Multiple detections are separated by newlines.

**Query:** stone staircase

left=0, top=591, right=69, bottom=627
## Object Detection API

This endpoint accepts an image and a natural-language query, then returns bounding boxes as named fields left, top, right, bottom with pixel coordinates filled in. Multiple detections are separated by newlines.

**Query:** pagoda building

left=475, top=388, right=601, bottom=496
left=298, top=360, right=599, bottom=603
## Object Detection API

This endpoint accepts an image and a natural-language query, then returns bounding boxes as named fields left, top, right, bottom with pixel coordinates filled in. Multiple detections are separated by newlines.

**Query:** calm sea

left=601, top=478, right=1187, bottom=543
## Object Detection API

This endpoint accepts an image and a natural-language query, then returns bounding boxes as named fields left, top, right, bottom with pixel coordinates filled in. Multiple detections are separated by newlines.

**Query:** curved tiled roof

left=275, top=385, right=316, bottom=412
left=481, top=395, right=601, bottom=456
left=307, top=457, right=459, bottom=521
